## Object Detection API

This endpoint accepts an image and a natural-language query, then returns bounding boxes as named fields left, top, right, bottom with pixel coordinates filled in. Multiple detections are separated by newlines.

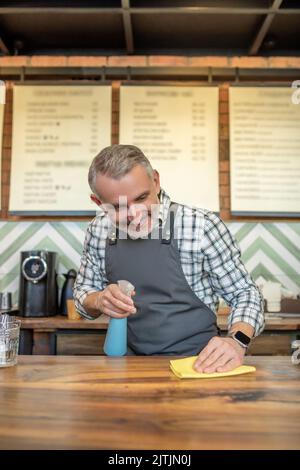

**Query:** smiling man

left=74, top=144, right=264, bottom=373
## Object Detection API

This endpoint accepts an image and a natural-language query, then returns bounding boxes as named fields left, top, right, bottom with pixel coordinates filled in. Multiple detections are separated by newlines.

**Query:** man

left=74, top=144, right=264, bottom=373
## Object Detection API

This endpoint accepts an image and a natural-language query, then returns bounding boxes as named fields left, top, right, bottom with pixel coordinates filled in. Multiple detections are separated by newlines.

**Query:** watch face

left=22, top=256, right=47, bottom=282
left=235, top=331, right=251, bottom=346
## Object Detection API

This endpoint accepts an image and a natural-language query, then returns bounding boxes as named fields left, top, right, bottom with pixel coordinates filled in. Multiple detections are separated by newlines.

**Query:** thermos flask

left=103, top=280, right=135, bottom=356
left=60, top=269, right=77, bottom=315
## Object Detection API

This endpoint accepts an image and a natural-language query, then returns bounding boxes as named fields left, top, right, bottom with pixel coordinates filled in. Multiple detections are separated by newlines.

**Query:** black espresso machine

left=19, top=250, right=58, bottom=317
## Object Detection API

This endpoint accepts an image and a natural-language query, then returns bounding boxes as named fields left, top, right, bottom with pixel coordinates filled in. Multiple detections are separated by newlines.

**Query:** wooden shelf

left=19, top=312, right=300, bottom=331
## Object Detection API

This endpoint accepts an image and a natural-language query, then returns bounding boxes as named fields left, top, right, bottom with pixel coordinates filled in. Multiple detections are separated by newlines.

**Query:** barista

left=74, top=145, right=264, bottom=372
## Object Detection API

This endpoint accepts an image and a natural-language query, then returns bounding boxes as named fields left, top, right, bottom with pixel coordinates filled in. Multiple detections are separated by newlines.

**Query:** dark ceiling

left=0, top=0, right=300, bottom=56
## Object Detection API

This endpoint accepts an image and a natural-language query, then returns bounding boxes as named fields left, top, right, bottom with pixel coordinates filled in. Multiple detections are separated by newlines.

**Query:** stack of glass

left=0, top=315, right=21, bottom=367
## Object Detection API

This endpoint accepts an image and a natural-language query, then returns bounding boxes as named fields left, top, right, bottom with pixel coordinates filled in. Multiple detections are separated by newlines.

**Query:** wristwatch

left=229, top=330, right=251, bottom=349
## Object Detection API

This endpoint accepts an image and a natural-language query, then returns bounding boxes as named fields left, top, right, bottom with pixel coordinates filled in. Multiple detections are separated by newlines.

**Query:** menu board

left=0, top=80, right=5, bottom=210
left=119, top=86, right=219, bottom=211
left=9, top=85, right=111, bottom=213
left=0, top=103, right=4, bottom=210
left=230, top=87, right=300, bottom=215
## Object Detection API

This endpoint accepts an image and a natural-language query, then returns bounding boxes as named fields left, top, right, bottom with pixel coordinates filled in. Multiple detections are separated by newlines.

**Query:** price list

left=9, top=85, right=111, bottom=213
left=230, top=87, right=300, bottom=215
left=120, top=86, right=219, bottom=210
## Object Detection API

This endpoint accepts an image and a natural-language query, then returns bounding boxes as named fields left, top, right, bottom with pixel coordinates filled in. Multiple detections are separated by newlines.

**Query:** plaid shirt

left=74, top=188, right=265, bottom=336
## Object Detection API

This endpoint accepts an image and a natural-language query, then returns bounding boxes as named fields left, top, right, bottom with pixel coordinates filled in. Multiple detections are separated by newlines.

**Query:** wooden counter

left=0, top=356, right=299, bottom=450
left=19, top=314, right=300, bottom=356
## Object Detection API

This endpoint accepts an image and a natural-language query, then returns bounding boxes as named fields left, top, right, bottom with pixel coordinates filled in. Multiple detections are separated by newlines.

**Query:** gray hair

left=88, top=144, right=154, bottom=196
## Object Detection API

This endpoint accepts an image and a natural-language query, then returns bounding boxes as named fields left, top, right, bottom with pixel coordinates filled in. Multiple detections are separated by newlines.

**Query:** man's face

left=91, top=164, right=161, bottom=238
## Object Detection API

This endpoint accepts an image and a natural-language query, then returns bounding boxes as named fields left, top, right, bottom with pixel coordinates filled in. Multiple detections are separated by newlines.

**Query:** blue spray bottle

left=103, top=280, right=135, bottom=356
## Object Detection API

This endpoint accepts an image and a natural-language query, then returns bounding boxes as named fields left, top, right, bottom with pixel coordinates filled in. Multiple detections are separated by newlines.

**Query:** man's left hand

left=193, top=336, right=246, bottom=373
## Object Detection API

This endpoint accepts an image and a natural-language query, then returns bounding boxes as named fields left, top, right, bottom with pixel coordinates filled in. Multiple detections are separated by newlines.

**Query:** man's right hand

left=83, top=284, right=136, bottom=319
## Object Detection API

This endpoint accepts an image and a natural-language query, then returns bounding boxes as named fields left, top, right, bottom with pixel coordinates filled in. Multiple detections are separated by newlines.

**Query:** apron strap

left=107, top=202, right=178, bottom=245
left=161, top=202, right=177, bottom=244
left=108, top=227, right=118, bottom=245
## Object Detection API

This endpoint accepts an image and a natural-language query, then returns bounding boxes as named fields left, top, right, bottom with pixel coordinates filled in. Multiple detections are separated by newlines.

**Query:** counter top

left=0, top=355, right=299, bottom=450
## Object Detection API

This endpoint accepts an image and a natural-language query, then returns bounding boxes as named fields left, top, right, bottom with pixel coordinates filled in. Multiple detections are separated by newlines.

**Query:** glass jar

left=291, top=340, right=300, bottom=365
left=0, top=317, right=21, bottom=367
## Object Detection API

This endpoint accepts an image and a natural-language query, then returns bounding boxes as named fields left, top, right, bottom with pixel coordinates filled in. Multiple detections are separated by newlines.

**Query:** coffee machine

left=19, top=250, right=58, bottom=317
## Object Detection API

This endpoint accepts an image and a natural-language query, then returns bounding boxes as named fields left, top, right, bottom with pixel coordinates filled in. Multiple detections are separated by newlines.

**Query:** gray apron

left=105, top=203, right=218, bottom=356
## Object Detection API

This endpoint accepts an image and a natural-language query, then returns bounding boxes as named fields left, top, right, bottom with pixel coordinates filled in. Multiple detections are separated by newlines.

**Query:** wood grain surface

left=0, top=356, right=299, bottom=450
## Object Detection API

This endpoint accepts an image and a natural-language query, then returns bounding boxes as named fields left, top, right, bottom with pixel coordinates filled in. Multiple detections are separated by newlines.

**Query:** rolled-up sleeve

left=202, top=212, right=265, bottom=337
left=73, top=218, right=107, bottom=319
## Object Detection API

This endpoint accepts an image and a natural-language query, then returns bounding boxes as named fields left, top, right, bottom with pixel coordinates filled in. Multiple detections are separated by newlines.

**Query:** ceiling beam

left=0, top=37, right=10, bottom=55
left=0, top=6, right=299, bottom=15
left=249, top=0, right=283, bottom=55
left=130, top=7, right=298, bottom=15
left=122, top=0, right=134, bottom=54
left=0, top=7, right=122, bottom=14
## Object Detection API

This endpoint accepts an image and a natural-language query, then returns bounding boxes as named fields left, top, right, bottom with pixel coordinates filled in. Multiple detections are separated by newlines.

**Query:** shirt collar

left=158, top=188, right=171, bottom=225
left=96, top=187, right=172, bottom=225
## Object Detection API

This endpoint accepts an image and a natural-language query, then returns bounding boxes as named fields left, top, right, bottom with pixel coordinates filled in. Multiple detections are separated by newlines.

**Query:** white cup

left=262, top=281, right=282, bottom=312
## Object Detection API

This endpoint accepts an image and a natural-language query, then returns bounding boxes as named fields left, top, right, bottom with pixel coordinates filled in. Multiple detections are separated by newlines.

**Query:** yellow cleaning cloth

left=170, top=356, right=256, bottom=379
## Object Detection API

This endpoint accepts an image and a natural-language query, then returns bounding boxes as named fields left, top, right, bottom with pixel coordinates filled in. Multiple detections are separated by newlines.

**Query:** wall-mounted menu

left=9, top=85, right=111, bottom=213
left=119, top=86, right=219, bottom=211
left=0, top=103, right=4, bottom=210
left=230, top=87, right=300, bottom=215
